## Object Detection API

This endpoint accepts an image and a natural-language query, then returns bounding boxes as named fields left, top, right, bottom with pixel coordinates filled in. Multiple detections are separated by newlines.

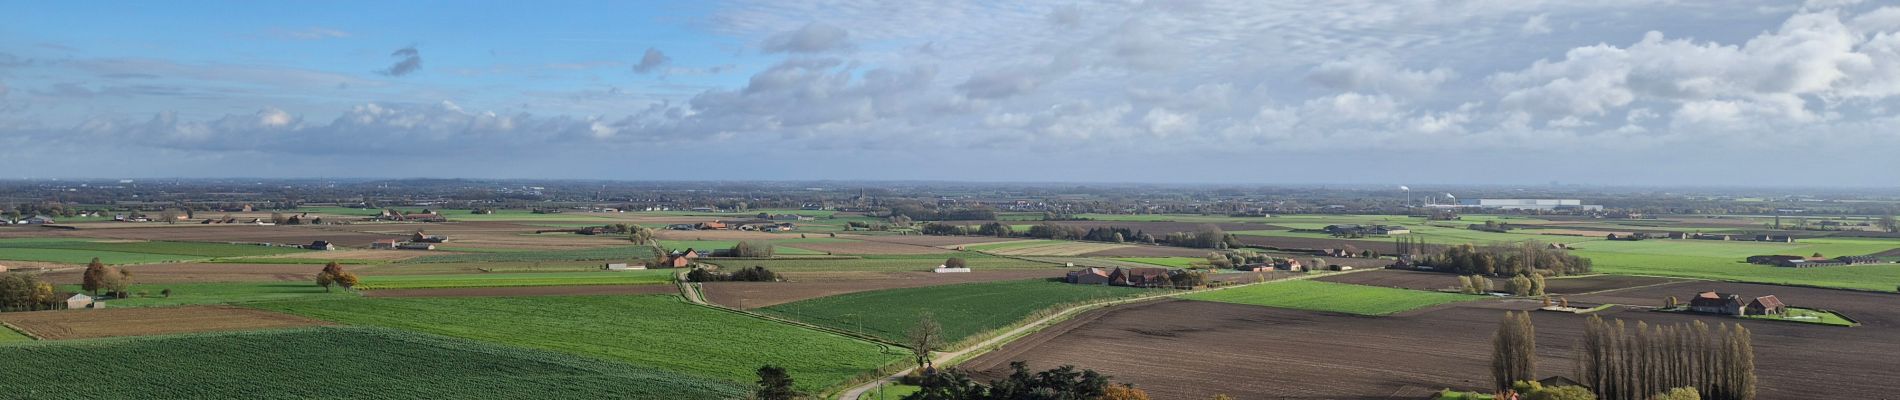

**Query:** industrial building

left=1458, top=199, right=1603, bottom=211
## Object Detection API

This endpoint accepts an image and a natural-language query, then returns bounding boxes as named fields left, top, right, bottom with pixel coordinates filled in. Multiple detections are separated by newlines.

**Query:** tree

left=316, top=262, right=348, bottom=292
left=908, top=313, right=944, bottom=369
left=1101, top=383, right=1150, bottom=400
left=755, top=365, right=799, bottom=400
left=1650, top=387, right=1700, bottom=400
left=82, top=257, right=107, bottom=295
left=1492, top=311, right=1537, bottom=391
left=1527, top=385, right=1597, bottom=400
left=1530, top=273, right=1547, bottom=296
left=316, top=272, right=335, bottom=292
left=1459, top=275, right=1476, bottom=294
left=628, top=226, right=657, bottom=245
left=1511, top=274, right=1534, bottom=296
left=943, top=257, right=967, bottom=269
left=160, top=288, right=172, bottom=298
left=1879, top=214, right=1899, bottom=233
left=334, top=272, right=360, bottom=289
left=104, top=269, right=133, bottom=297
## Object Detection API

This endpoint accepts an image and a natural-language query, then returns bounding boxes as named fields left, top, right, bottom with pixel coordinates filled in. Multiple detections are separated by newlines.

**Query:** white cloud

left=761, top=22, right=854, bottom=54
left=1308, top=56, right=1456, bottom=97
left=1522, top=13, right=1553, bottom=35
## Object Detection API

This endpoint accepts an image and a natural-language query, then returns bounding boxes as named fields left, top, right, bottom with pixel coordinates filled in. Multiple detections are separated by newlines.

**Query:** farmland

left=404, top=245, right=659, bottom=263
left=254, top=295, right=905, bottom=393
left=0, top=327, right=745, bottom=399
left=703, top=269, right=1069, bottom=309
left=0, top=238, right=309, bottom=264
left=1181, top=280, right=1481, bottom=315
left=1572, top=238, right=1900, bottom=291
left=0, top=305, right=330, bottom=340
left=759, top=279, right=1152, bottom=344
left=355, top=270, right=675, bottom=289
left=56, top=281, right=356, bottom=307
left=706, top=256, right=1060, bottom=272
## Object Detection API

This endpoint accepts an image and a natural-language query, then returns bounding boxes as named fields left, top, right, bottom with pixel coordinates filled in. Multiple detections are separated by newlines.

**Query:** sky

left=2, top=0, right=1899, bottom=186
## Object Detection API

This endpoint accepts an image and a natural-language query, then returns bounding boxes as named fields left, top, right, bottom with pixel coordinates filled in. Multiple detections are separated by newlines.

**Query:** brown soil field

left=1077, top=245, right=1220, bottom=257
left=41, top=263, right=320, bottom=284
left=342, top=221, right=632, bottom=250
left=1541, top=275, right=1690, bottom=295
left=234, top=249, right=425, bottom=261
left=987, top=242, right=1130, bottom=256
left=780, top=240, right=955, bottom=255
left=702, top=270, right=1066, bottom=309
left=362, top=284, right=677, bottom=298
left=963, top=290, right=1900, bottom=399
left=654, top=229, right=809, bottom=241
left=0, top=305, right=331, bottom=340
left=1235, top=235, right=1397, bottom=253
left=855, top=235, right=1024, bottom=247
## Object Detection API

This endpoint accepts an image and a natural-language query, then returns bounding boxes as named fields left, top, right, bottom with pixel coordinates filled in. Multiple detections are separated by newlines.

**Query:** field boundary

left=673, top=270, right=912, bottom=397
left=0, top=321, right=40, bottom=341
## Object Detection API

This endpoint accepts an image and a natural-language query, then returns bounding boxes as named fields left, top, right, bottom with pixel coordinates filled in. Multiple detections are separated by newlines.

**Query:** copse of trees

left=81, top=257, right=134, bottom=298
left=729, top=241, right=775, bottom=258
left=686, top=266, right=778, bottom=282
left=975, top=222, right=1013, bottom=237
left=0, top=273, right=58, bottom=311
left=1164, top=224, right=1240, bottom=249
left=905, top=362, right=1119, bottom=400
left=1421, top=242, right=1592, bottom=277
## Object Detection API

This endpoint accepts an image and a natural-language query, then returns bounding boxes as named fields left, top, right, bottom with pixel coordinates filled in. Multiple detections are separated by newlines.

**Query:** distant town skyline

left=3, top=1, right=1899, bottom=186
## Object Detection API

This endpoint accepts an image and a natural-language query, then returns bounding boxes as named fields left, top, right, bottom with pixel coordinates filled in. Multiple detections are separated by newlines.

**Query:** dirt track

left=961, top=283, right=1900, bottom=399
left=0, top=305, right=330, bottom=340
left=702, top=270, right=1066, bottom=309
left=362, top=284, right=676, bottom=298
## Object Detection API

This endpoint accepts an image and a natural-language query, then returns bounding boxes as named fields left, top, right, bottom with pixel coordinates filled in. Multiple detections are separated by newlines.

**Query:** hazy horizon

left=5, top=1, right=1900, bottom=186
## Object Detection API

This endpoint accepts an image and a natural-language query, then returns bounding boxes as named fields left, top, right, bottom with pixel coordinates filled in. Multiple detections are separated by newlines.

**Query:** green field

left=760, top=280, right=1151, bottom=344
left=1183, top=280, right=1480, bottom=315
left=1574, top=237, right=1900, bottom=291
left=57, top=281, right=356, bottom=307
left=254, top=295, right=903, bottom=393
left=710, top=256, right=1059, bottom=272
left=1113, top=257, right=1204, bottom=268
left=357, top=270, right=675, bottom=289
left=0, top=238, right=308, bottom=264
left=296, top=206, right=626, bottom=222
left=0, top=325, right=29, bottom=342
left=406, top=245, right=659, bottom=264
left=0, top=327, right=743, bottom=399
left=657, top=239, right=841, bottom=255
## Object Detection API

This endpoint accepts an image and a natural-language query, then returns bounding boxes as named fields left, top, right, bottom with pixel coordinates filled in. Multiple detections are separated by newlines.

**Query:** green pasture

left=1183, top=280, right=1481, bottom=315
left=356, top=270, right=674, bottom=290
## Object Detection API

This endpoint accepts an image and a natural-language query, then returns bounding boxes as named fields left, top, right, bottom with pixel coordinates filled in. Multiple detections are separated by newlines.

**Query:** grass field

left=356, top=270, right=674, bottom=289
left=0, top=238, right=308, bottom=264
left=1182, top=280, right=1480, bottom=315
left=1574, top=237, right=1900, bottom=292
left=1742, top=307, right=1859, bottom=327
left=710, top=256, right=1059, bottom=272
left=56, top=281, right=356, bottom=307
left=254, top=295, right=903, bottom=393
left=1113, top=257, right=1204, bottom=268
left=406, top=245, right=659, bottom=263
left=0, top=327, right=744, bottom=399
left=0, top=325, right=29, bottom=342
left=760, top=280, right=1151, bottom=344
left=658, top=239, right=836, bottom=255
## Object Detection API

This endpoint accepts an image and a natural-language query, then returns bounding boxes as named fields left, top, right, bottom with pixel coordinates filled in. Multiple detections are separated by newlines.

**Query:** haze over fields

left=4, top=1, right=1900, bottom=185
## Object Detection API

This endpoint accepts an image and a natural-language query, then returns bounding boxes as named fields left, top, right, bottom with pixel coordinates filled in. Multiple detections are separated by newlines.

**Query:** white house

left=23, top=215, right=55, bottom=224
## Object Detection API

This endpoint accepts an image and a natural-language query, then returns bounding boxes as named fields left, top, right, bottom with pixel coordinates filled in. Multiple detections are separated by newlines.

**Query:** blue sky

left=3, top=1, right=1899, bottom=186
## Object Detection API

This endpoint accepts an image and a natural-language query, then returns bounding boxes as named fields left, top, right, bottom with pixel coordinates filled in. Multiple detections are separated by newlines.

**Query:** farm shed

left=1746, top=295, right=1786, bottom=316
left=66, top=294, right=94, bottom=309
left=1110, top=267, right=1170, bottom=287
left=396, top=243, right=436, bottom=250
left=306, top=241, right=336, bottom=251
left=370, top=239, right=400, bottom=250
left=1066, top=267, right=1112, bottom=285
left=603, top=263, right=647, bottom=271
left=933, top=265, right=971, bottom=273
left=1688, top=291, right=1745, bottom=316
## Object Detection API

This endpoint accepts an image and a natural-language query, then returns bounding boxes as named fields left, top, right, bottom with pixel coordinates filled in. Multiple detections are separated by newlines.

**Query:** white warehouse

left=1459, top=199, right=1602, bottom=211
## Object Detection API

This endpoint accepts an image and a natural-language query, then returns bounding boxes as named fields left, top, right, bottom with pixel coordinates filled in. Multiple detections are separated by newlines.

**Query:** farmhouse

left=1110, top=267, right=1170, bottom=287
left=1277, top=258, right=1304, bottom=272
left=65, top=293, right=94, bottom=309
left=1746, top=295, right=1786, bottom=316
left=1065, top=267, right=1113, bottom=285
left=696, top=221, right=728, bottom=230
left=305, top=241, right=336, bottom=251
left=1688, top=291, right=1746, bottom=316
left=370, top=239, right=400, bottom=250
left=23, top=215, right=55, bottom=224
left=1237, top=263, right=1274, bottom=272
left=396, top=242, right=436, bottom=250
left=663, top=255, right=692, bottom=268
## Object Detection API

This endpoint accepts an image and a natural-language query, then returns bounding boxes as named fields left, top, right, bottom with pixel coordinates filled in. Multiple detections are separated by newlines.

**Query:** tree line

left=1490, top=312, right=1756, bottom=400
left=1420, top=242, right=1592, bottom=277
left=686, top=266, right=778, bottom=282
left=921, top=222, right=1239, bottom=250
